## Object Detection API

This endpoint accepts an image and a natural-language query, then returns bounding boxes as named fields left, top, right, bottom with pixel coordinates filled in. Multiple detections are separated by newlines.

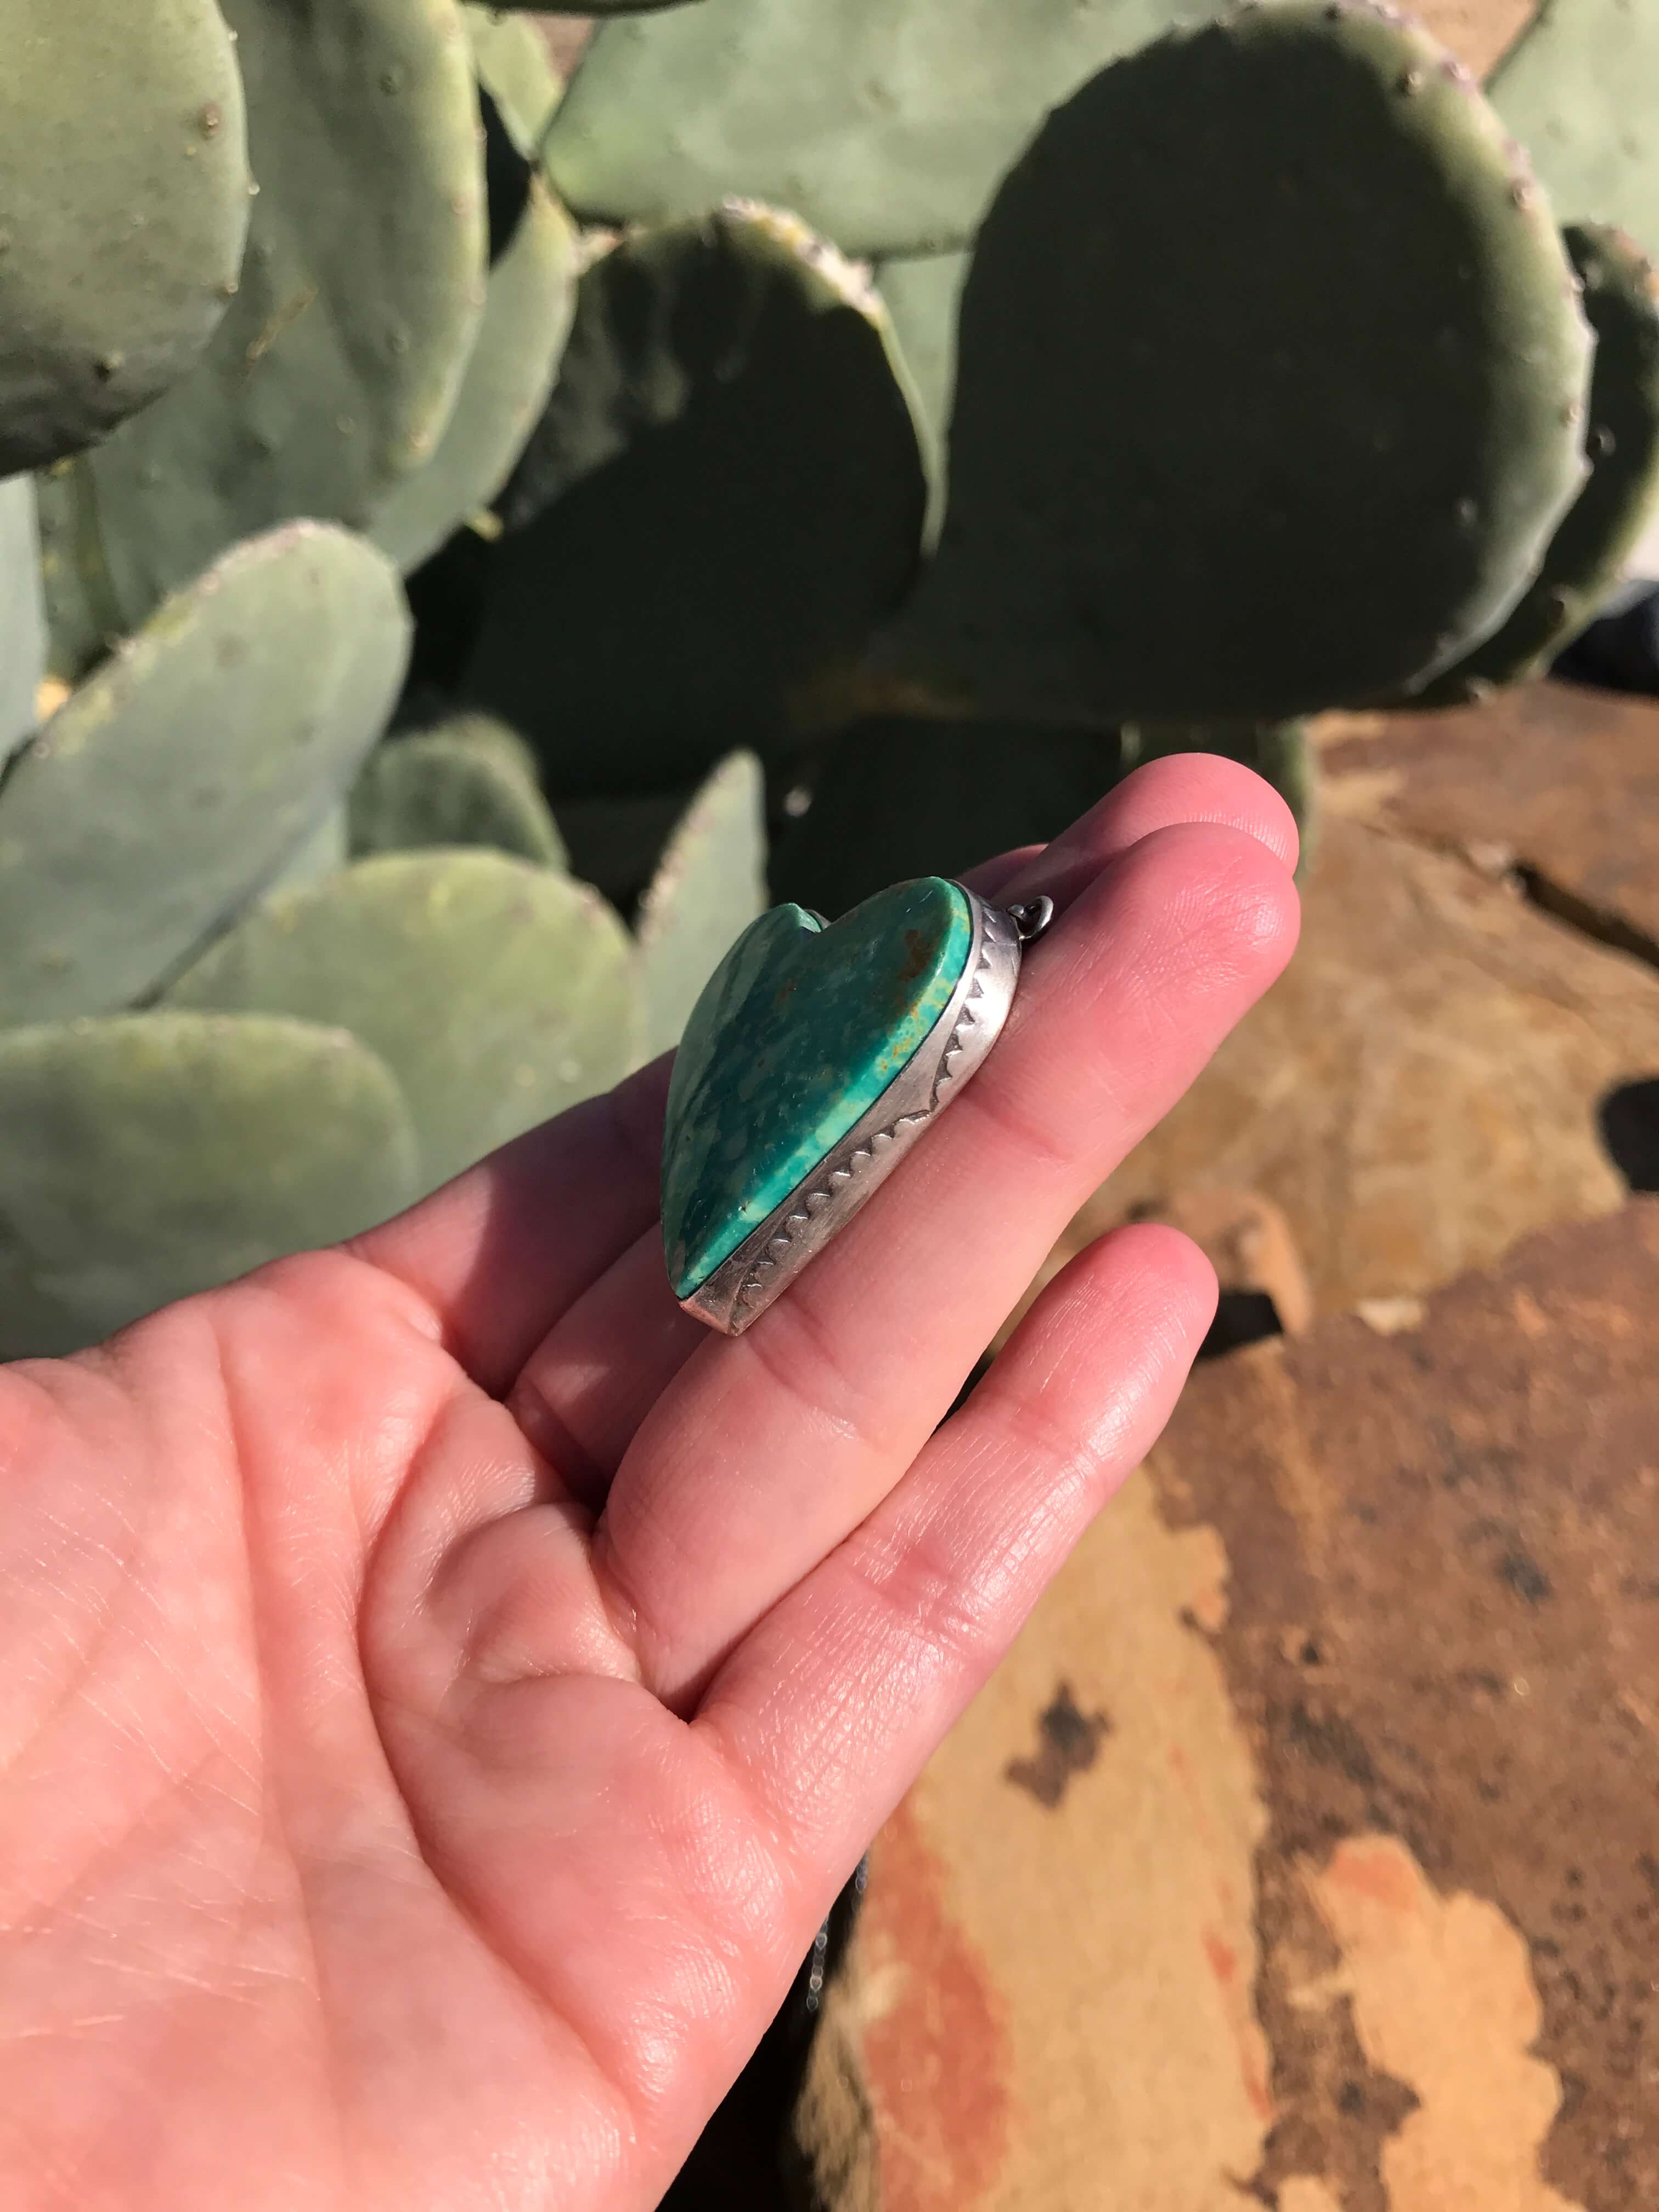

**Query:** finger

left=508, top=1231, right=707, bottom=1512
left=505, top=751, right=1295, bottom=1492
left=695, top=1223, right=1217, bottom=1882
left=594, top=816, right=1297, bottom=1705
left=368, top=1224, right=1210, bottom=2204
left=975, top=748, right=1300, bottom=903
left=345, top=1054, right=673, bottom=1396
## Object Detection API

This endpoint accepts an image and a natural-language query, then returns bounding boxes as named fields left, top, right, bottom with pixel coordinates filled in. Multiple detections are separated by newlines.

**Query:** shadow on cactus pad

left=890, top=0, right=1593, bottom=724
left=464, top=205, right=928, bottom=797
left=769, top=716, right=1126, bottom=918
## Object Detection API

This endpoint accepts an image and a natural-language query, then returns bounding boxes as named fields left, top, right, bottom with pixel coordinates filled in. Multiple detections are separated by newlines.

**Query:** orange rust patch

left=1323, top=1833, right=1425, bottom=1918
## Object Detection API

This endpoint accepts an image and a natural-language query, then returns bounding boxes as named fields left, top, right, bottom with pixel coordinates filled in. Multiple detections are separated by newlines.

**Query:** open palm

left=0, top=759, right=1297, bottom=2212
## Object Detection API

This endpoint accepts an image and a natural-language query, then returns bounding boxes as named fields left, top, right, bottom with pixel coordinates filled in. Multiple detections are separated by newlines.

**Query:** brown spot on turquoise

left=661, top=879, right=974, bottom=1297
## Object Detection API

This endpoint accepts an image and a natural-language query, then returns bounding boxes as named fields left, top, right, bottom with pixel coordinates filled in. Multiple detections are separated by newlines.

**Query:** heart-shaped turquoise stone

left=662, top=877, right=974, bottom=1299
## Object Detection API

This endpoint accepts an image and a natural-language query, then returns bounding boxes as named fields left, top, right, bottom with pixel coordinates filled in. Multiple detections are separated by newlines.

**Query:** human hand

left=0, top=757, right=1298, bottom=2211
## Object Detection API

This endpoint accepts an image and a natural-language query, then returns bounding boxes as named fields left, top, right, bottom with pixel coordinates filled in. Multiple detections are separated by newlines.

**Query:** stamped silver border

left=678, top=890, right=1026, bottom=1336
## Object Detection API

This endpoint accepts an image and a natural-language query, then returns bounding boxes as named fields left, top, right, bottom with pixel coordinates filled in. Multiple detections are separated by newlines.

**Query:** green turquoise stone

left=661, top=877, right=974, bottom=1297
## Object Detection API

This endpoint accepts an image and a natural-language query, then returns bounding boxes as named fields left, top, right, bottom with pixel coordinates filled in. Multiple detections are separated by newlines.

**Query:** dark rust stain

left=1003, top=1681, right=1113, bottom=1809
left=1499, top=1546, right=1554, bottom=1605
left=1146, top=1200, right=1659, bottom=2212
left=897, top=924, right=936, bottom=985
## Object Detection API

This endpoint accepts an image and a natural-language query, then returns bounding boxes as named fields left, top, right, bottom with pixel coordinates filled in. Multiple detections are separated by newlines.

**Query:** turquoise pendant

left=661, top=876, right=1048, bottom=1334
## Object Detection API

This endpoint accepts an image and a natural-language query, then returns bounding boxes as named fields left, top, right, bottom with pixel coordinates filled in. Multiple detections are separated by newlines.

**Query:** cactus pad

left=373, top=176, right=578, bottom=574
left=877, top=252, right=968, bottom=468
left=166, top=850, right=640, bottom=1190
left=1416, top=223, right=1659, bottom=700
left=1488, top=0, right=1659, bottom=250
left=0, top=523, right=410, bottom=1027
left=1, top=476, right=44, bottom=762
left=891, top=3, right=1594, bottom=722
left=544, top=0, right=1199, bottom=256
left=464, top=5, right=563, bottom=156
left=636, top=752, right=767, bottom=1060
left=469, top=204, right=927, bottom=792
left=0, top=1013, right=419, bottom=1357
left=349, top=724, right=568, bottom=865
left=33, top=460, right=127, bottom=684
left=267, top=805, right=351, bottom=898
left=0, top=0, right=250, bottom=475
left=75, top=0, right=487, bottom=631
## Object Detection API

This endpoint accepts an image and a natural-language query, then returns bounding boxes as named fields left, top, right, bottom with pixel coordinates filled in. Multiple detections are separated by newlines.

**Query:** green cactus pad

left=1489, top=0, right=1658, bottom=250
left=877, top=251, right=968, bottom=471
left=464, top=5, right=565, bottom=154
left=1, top=476, right=44, bottom=762
left=72, top=0, right=487, bottom=633
left=1414, top=224, right=1659, bottom=701
left=877, top=250, right=968, bottom=548
left=466, top=205, right=926, bottom=793
left=0, top=523, right=410, bottom=1027
left=414, top=707, right=543, bottom=786
left=267, top=805, right=351, bottom=898
left=493, top=1, right=696, bottom=12
left=0, top=1013, right=419, bottom=1358
left=372, top=176, right=578, bottom=574
left=636, top=752, right=767, bottom=1062
left=769, top=716, right=1125, bottom=919
left=34, top=460, right=126, bottom=685
left=890, top=3, right=1594, bottom=723
left=166, top=850, right=640, bottom=1190
left=543, top=0, right=1198, bottom=257
left=349, top=725, right=568, bottom=866
left=0, top=0, right=250, bottom=475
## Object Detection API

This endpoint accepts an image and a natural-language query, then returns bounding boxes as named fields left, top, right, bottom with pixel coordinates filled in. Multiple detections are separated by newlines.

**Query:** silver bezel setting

left=678, top=889, right=1025, bottom=1336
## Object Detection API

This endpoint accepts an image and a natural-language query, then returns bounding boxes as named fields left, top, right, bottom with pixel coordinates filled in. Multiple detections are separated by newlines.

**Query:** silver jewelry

left=679, top=889, right=1054, bottom=1335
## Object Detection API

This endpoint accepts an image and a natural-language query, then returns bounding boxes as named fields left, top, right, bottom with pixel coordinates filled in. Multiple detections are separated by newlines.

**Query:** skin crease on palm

left=0, top=755, right=1299, bottom=2212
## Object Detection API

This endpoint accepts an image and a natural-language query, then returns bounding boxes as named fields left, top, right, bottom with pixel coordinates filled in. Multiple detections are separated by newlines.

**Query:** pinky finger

left=693, top=1223, right=1218, bottom=1881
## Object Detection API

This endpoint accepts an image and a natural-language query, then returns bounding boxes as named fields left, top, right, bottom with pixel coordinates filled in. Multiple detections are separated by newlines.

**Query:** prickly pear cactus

left=267, top=805, right=351, bottom=898
left=0, top=0, right=1651, bottom=1376
left=0, top=0, right=250, bottom=475
left=888, top=1, right=1594, bottom=723
left=1488, top=0, right=1659, bottom=250
left=349, top=717, right=568, bottom=866
left=0, top=476, right=44, bottom=763
left=373, top=174, right=578, bottom=574
left=166, top=850, right=642, bottom=1191
left=65, top=0, right=488, bottom=649
left=0, top=523, right=410, bottom=1027
left=875, top=249, right=969, bottom=533
left=462, top=3, right=564, bottom=155
left=1415, top=222, right=1659, bottom=700
left=544, top=0, right=1199, bottom=256
left=636, top=752, right=768, bottom=1061
left=467, top=202, right=927, bottom=792
left=0, top=1013, right=420, bottom=1357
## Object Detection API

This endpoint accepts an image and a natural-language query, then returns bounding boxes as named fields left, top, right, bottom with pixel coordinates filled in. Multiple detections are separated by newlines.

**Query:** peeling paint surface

left=824, top=1209, right=1659, bottom=2211
left=1309, top=1834, right=1584, bottom=2212
left=859, top=1472, right=1270, bottom=2210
